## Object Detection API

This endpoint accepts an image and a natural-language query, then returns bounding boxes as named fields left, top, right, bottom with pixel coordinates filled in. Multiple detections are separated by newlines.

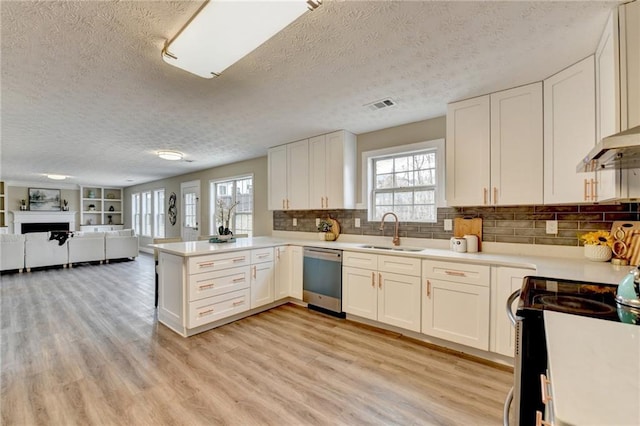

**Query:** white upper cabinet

left=267, top=139, right=309, bottom=210
left=446, top=82, right=542, bottom=206
left=596, top=10, right=621, bottom=141
left=543, top=56, right=597, bottom=204
left=490, top=83, right=543, bottom=205
left=446, top=95, right=491, bottom=206
left=620, top=0, right=640, bottom=131
left=308, top=130, right=357, bottom=210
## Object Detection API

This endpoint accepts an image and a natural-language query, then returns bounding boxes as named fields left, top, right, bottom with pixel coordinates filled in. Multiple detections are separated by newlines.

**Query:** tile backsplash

left=273, top=203, right=640, bottom=246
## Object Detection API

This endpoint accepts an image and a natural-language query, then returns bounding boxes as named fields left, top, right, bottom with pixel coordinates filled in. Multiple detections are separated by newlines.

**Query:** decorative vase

left=318, top=232, right=335, bottom=241
left=584, top=244, right=612, bottom=262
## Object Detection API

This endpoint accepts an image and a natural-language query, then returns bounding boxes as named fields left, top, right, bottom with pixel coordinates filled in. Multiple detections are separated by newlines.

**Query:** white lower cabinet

left=188, top=289, right=250, bottom=329
left=274, top=245, right=303, bottom=300
left=342, top=252, right=421, bottom=332
left=250, top=248, right=275, bottom=309
left=490, top=266, right=534, bottom=357
left=422, top=260, right=491, bottom=350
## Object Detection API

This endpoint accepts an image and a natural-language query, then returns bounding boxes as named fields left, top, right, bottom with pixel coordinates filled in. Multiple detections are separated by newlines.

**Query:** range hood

left=577, top=125, right=640, bottom=172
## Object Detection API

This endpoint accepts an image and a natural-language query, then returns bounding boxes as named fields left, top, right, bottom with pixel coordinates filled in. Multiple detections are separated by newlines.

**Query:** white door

left=181, top=180, right=200, bottom=241
left=377, top=272, right=421, bottom=332
left=342, top=266, right=377, bottom=320
left=422, top=278, right=490, bottom=350
left=445, top=95, right=491, bottom=206
left=543, top=56, right=596, bottom=204
left=251, top=262, right=274, bottom=309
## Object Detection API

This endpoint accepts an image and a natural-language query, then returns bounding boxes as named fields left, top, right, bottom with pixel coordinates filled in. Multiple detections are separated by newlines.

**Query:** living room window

left=154, top=189, right=165, bottom=238
left=141, top=191, right=152, bottom=237
left=210, top=175, right=253, bottom=236
left=131, top=193, right=141, bottom=235
left=364, top=139, right=445, bottom=223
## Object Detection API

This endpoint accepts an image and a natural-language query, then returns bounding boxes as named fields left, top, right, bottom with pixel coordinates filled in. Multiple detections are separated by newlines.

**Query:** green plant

left=317, top=219, right=333, bottom=232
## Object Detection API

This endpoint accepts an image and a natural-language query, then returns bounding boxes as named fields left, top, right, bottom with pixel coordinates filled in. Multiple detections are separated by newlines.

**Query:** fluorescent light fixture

left=158, top=150, right=184, bottom=161
left=46, top=174, right=67, bottom=180
left=162, top=0, right=322, bottom=78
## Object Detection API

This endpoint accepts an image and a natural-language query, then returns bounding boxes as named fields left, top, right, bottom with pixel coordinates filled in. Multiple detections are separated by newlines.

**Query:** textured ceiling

left=1, top=0, right=619, bottom=188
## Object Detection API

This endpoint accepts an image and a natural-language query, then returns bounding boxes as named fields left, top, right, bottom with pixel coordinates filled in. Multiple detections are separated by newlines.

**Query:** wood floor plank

left=1, top=254, right=512, bottom=425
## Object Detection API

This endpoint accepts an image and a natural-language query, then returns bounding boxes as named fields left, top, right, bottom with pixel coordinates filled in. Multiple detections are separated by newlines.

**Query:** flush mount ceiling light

left=162, top=0, right=322, bottom=79
left=46, top=174, right=67, bottom=180
left=157, top=150, right=184, bottom=161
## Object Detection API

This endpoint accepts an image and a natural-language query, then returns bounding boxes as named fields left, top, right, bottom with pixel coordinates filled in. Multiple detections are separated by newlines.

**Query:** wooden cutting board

left=453, top=218, right=483, bottom=251
left=610, top=221, right=640, bottom=265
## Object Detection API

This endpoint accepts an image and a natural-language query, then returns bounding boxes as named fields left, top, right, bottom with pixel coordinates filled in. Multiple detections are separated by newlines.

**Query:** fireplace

left=21, top=222, right=70, bottom=234
left=11, top=211, right=76, bottom=234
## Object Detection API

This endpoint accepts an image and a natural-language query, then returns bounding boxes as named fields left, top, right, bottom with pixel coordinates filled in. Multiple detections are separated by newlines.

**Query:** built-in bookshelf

left=79, top=186, right=123, bottom=230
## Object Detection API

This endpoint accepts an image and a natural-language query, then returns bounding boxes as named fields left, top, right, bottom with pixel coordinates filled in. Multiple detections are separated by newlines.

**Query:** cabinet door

left=290, top=245, right=303, bottom=299
left=268, top=146, right=288, bottom=210
left=490, top=83, right=543, bottom=205
left=325, top=131, right=356, bottom=209
left=378, top=272, right=421, bottom=332
left=342, top=266, right=377, bottom=320
left=621, top=0, right=640, bottom=130
left=491, top=267, right=534, bottom=357
left=596, top=10, right=622, bottom=201
left=274, top=246, right=291, bottom=300
left=250, top=261, right=274, bottom=309
left=543, top=56, right=597, bottom=204
left=308, top=135, right=327, bottom=209
left=422, top=278, right=490, bottom=350
left=287, top=140, right=309, bottom=210
left=446, top=95, right=491, bottom=206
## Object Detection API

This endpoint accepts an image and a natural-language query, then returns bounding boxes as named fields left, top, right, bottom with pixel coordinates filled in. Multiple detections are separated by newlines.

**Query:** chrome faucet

left=379, top=212, right=400, bottom=246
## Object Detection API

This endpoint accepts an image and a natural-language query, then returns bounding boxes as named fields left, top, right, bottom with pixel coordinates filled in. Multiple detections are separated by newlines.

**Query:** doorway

left=181, top=180, right=200, bottom=241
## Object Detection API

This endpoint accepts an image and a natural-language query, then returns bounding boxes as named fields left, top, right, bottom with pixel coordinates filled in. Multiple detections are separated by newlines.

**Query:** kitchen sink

left=359, top=245, right=424, bottom=252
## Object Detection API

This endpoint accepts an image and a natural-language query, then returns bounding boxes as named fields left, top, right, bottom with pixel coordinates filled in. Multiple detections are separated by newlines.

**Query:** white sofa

left=105, top=229, right=139, bottom=261
left=68, top=231, right=106, bottom=266
left=25, top=232, right=69, bottom=272
left=0, top=233, right=26, bottom=272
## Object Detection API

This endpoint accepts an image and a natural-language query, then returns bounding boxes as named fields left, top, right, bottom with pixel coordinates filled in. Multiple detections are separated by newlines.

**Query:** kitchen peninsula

left=154, top=236, right=629, bottom=363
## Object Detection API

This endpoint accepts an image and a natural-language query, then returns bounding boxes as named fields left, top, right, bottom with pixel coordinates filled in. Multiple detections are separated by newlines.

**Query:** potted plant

left=216, top=199, right=239, bottom=237
left=318, top=218, right=335, bottom=241
left=580, top=230, right=613, bottom=262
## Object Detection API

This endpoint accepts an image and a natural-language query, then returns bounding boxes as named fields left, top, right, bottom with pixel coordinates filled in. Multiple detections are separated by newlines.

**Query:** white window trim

left=209, top=173, right=254, bottom=236
left=153, top=188, right=165, bottom=238
left=362, top=138, right=446, bottom=222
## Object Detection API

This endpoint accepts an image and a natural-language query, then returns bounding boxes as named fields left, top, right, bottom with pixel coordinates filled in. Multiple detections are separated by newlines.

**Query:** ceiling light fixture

left=162, top=0, right=322, bottom=79
left=46, top=174, right=67, bottom=180
left=157, top=150, right=184, bottom=161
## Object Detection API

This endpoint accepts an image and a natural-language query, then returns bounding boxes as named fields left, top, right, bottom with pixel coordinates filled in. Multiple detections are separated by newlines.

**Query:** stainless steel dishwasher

left=303, top=247, right=344, bottom=317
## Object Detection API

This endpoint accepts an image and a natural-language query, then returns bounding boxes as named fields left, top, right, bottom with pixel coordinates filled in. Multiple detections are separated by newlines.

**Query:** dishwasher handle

left=303, top=247, right=342, bottom=262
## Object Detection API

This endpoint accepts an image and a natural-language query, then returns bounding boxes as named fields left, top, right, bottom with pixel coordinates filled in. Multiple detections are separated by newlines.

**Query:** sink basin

left=359, top=245, right=424, bottom=252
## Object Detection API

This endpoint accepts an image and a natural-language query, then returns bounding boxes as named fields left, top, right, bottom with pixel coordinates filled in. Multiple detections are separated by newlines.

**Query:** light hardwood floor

left=1, top=254, right=512, bottom=425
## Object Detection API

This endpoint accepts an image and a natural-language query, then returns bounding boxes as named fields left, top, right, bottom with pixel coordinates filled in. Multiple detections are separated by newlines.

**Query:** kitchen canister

left=463, top=235, right=479, bottom=253
left=450, top=237, right=467, bottom=253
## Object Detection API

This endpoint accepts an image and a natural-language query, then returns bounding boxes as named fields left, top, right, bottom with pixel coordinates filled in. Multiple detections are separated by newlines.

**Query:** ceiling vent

left=365, top=98, right=396, bottom=111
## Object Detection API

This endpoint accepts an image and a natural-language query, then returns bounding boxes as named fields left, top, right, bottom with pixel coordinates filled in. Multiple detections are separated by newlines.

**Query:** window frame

left=141, top=191, right=152, bottom=237
left=154, top=189, right=165, bottom=238
left=362, top=139, right=446, bottom=223
left=131, top=192, right=141, bottom=236
left=209, top=174, right=254, bottom=237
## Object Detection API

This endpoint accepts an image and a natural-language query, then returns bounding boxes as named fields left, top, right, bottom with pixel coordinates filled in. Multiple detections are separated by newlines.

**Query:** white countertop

left=544, top=310, right=640, bottom=426
left=151, top=236, right=632, bottom=285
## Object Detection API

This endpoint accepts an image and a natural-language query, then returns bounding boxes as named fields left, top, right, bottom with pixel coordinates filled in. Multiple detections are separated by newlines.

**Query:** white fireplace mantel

left=11, top=210, right=77, bottom=234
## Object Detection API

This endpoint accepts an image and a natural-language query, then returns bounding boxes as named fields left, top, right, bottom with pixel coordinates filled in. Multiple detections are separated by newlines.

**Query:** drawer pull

left=198, top=261, right=215, bottom=268
left=257, top=253, right=270, bottom=258
left=378, top=272, right=382, bottom=288
left=232, top=277, right=245, bottom=283
left=426, top=279, right=431, bottom=297
left=232, top=257, right=246, bottom=262
left=540, top=374, right=552, bottom=403
left=199, top=308, right=214, bottom=316
left=371, top=272, right=375, bottom=287
left=232, top=299, right=244, bottom=306
left=444, top=270, right=466, bottom=277
left=199, top=283, right=215, bottom=290
left=535, top=410, right=552, bottom=426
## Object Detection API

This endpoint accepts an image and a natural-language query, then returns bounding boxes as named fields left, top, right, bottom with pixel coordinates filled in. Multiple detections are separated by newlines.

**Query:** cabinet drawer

left=422, top=260, right=490, bottom=287
left=343, top=251, right=378, bottom=269
left=188, top=289, right=250, bottom=329
left=188, top=250, right=250, bottom=274
left=378, top=255, right=421, bottom=276
left=251, top=248, right=274, bottom=263
left=188, top=266, right=250, bottom=302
